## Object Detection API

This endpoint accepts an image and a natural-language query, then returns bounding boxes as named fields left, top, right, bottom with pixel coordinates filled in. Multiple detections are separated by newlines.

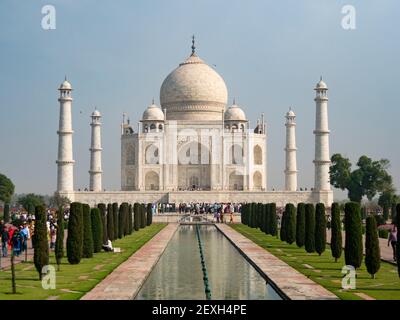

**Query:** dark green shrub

left=128, top=204, right=133, bottom=234
left=251, top=203, right=257, bottom=228
left=330, top=203, right=342, bottom=262
left=280, top=209, right=287, bottom=242
left=98, top=203, right=107, bottom=244
left=344, top=202, right=363, bottom=269
left=147, top=203, right=153, bottom=226
left=396, top=204, right=400, bottom=277
left=305, top=204, right=315, bottom=253
left=112, top=203, right=119, bottom=240
left=106, top=203, right=114, bottom=241
left=365, top=216, right=381, bottom=278
left=33, top=205, right=49, bottom=279
left=55, top=207, right=64, bottom=270
left=134, top=202, right=140, bottom=231
left=82, top=204, right=94, bottom=259
left=285, top=204, right=296, bottom=245
left=264, top=204, right=270, bottom=234
left=67, top=202, right=83, bottom=264
left=269, top=203, right=278, bottom=236
left=91, top=208, right=103, bottom=253
left=118, top=204, right=125, bottom=239
left=296, top=203, right=306, bottom=247
left=315, top=203, right=327, bottom=256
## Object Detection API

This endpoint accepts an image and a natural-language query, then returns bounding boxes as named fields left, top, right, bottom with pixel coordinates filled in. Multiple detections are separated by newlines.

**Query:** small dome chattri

left=142, top=102, right=164, bottom=121
left=315, top=79, right=327, bottom=90
left=286, top=109, right=295, bottom=117
left=59, top=79, right=72, bottom=90
left=92, top=110, right=101, bottom=117
left=224, top=103, right=246, bottom=121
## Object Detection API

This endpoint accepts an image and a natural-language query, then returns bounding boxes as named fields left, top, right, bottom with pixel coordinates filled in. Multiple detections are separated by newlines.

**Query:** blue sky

left=0, top=0, right=399, bottom=200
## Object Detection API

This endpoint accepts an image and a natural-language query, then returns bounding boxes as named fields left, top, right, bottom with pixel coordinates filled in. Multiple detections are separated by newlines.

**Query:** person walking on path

left=388, top=224, right=397, bottom=261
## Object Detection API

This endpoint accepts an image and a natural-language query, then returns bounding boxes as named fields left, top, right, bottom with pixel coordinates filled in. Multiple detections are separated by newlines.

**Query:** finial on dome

left=320, top=75, right=323, bottom=81
left=152, top=98, right=155, bottom=105
left=65, top=75, right=67, bottom=81
left=233, top=97, right=236, bottom=105
left=191, top=35, right=196, bottom=55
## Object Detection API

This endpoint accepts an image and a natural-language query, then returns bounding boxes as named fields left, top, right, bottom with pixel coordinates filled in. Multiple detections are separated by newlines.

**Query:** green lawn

left=0, top=223, right=166, bottom=300
left=230, top=224, right=400, bottom=300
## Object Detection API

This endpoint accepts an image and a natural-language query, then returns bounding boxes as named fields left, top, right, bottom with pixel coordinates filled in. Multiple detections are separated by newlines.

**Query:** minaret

left=313, top=77, right=331, bottom=191
left=284, top=108, right=298, bottom=191
left=56, top=77, right=75, bottom=192
left=89, top=110, right=103, bottom=191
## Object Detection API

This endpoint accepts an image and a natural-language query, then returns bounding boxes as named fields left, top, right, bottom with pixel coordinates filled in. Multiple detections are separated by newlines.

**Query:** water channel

left=135, top=224, right=282, bottom=300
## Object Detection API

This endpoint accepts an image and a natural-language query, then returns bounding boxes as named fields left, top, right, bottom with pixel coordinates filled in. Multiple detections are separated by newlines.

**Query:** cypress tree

left=82, top=204, right=94, bottom=259
left=315, top=203, right=327, bottom=256
left=91, top=208, right=103, bottom=253
left=140, top=204, right=147, bottom=228
left=257, top=203, right=264, bottom=231
left=269, top=203, right=278, bottom=236
left=280, top=209, right=287, bottom=242
left=4, top=203, right=10, bottom=223
left=285, top=203, right=296, bottom=244
left=55, top=207, right=64, bottom=271
left=33, top=205, right=49, bottom=280
left=98, top=203, right=107, bottom=245
left=147, top=203, right=153, bottom=226
left=128, top=204, right=133, bottom=234
left=264, top=203, right=270, bottom=234
left=330, top=203, right=343, bottom=262
left=118, top=204, right=125, bottom=239
left=67, top=202, right=83, bottom=264
left=112, top=203, right=119, bottom=240
left=106, top=203, right=114, bottom=241
left=305, top=204, right=315, bottom=253
left=344, top=202, right=363, bottom=269
left=124, top=204, right=129, bottom=236
left=134, top=202, right=140, bottom=231
left=365, top=215, right=381, bottom=279
left=296, top=203, right=306, bottom=248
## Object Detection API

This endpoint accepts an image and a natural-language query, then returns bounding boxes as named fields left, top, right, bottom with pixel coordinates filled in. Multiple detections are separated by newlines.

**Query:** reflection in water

left=136, top=225, right=282, bottom=300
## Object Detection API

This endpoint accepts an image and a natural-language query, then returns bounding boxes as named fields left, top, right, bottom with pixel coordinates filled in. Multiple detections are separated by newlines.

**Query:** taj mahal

left=56, top=38, right=333, bottom=207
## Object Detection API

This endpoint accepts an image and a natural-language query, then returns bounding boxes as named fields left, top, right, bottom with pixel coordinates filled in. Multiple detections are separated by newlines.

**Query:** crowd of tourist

left=0, top=209, right=67, bottom=258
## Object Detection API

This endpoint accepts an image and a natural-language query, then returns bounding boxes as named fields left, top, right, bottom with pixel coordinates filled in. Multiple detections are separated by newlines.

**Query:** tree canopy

left=0, top=173, right=15, bottom=204
left=329, top=154, right=393, bottom=203
left=18, top=193, right=45, bottom=212
left=49, top=192, right=71, bottom=209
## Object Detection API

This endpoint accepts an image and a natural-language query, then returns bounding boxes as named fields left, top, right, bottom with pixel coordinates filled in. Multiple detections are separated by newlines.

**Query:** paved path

left=81, top=223, right=178, bottom=300
left=216, top=224, right=339, bottom=300
left=326, top=230, right=396, bottom=264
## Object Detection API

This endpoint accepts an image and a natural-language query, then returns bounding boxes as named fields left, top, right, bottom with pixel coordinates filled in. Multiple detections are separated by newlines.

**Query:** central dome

left=160, top=52, right=228, bottom=121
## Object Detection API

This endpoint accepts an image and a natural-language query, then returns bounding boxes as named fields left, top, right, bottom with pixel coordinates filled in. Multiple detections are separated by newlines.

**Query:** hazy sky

left=0, top=0, right=399, bottom=200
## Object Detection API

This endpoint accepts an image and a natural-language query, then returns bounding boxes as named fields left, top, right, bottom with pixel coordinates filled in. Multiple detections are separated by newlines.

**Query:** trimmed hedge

left=305, top=204, right=316, bottom=253
left=330, top=202, right=343, bottom=262
left=128, top=204, right=133, bottom=234
left=91, top=208, right=103, bottom=253
left=67, top=202, right=83, bottom=264
left=285, top=204, right=296, bottom=244
left=296, top=203, right=305, bottom=247
left=315, top=203, right=327, bottom=256
left=98, top=203, right=108, bottom=244
left=344, top=202, right=363, bottom=269
left=269, top=203, right=278, bottom=236
left=112, top=203, right=119, bottom=241
left=140, top=204, right=147, bottom=229
left=133, top=203, right=140, bottom=231
left=147, top=203, right=153, bottom=226
left=82, top=204, right=94, bottom=259
left=106, top=203, right=114, bottom=241
left=365, top=215, right=381, bottom=278
left=33, top=205, right=49, bottom=280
